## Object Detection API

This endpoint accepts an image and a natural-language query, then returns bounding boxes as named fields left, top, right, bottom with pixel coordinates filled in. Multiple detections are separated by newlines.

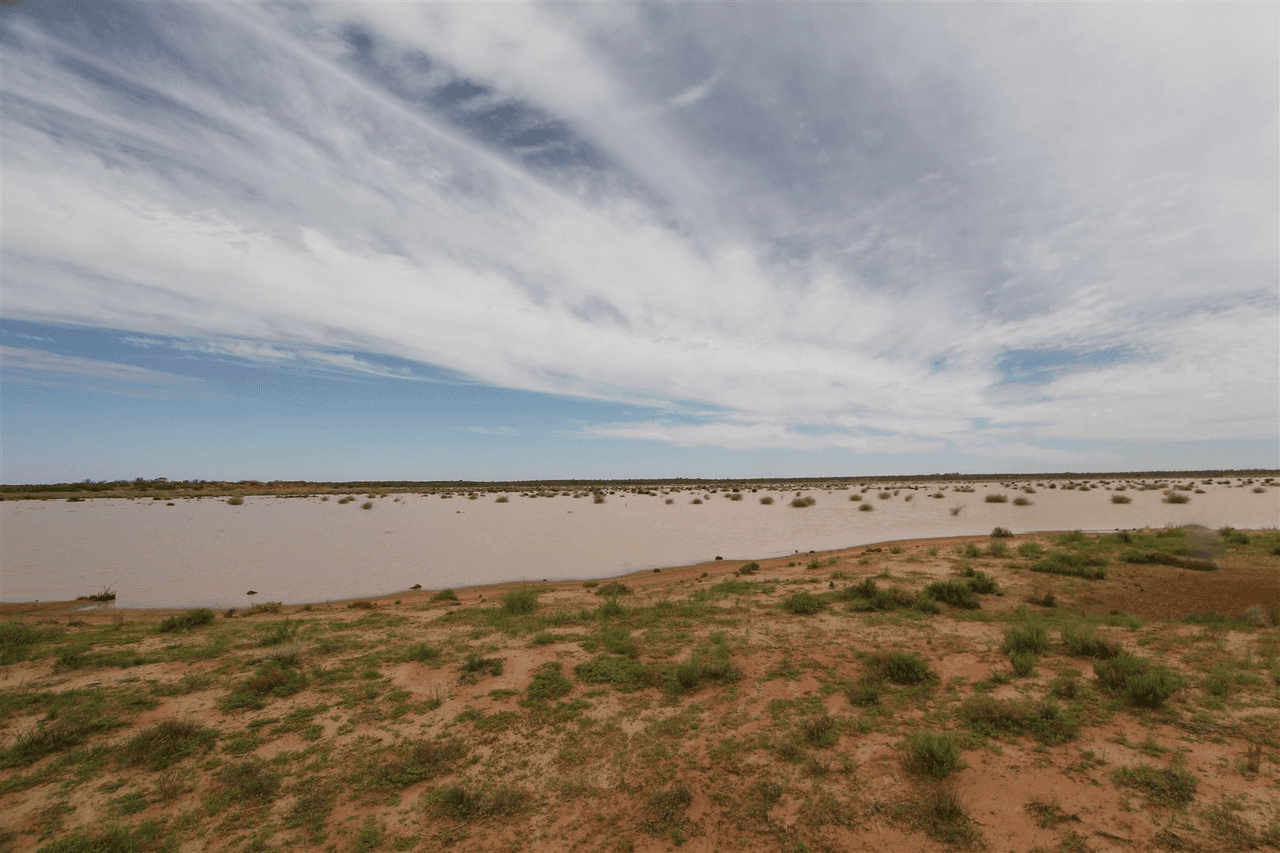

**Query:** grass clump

left=902, top=732, right=964, bottom=778
left=574, top=655, right=656, bottom=692
left=736, top=561, right=761, bottom=576
left=226, top=496, right=244, bottom=506
left=759, top=496, right=774, bottom=504
left=404, top=642, right=441, bottom=664
left=642, top=783, right=692, bottom=840
left=220, top=660, right=308, bottom=711
left=961, top=695, right=1078, bottom=745
left=501, top=587, right=541, bottom=615
left=790, top=496, right=816, bottom=508
left=458, top=654, right=504, bottom=681
left=984, top=494, right=1008, bottom=503
left=669, top=647, right=742, bottom=693
left=1060, top=623, right=1121, bottom=659
left=1164, top=492, right=1190, bottom=504
left=156, top=609, right=214, bottom=633
left=990, top=526, right=1013, bottom=538
left=965, top=570, right=1000, bottom=594
left=1, top=622, right=48, bottom=665
left=781, top=590, right=825, bottom=614
left=1030, top=551, right=1108, bottom=580
left=372, top=738, right=465, bottom=788
left=35, top=821, right=170, bottom=853
left=595, top=581, right=631, bottom=596
left=433, top=784, right=526, bottom=821
left=523, top=662, right=572, bottom=705
left=430, top=589, right=459, bottom=603
left=1003, top=623, right=1050, bottom=656
left=1111, top=494, right=1132, bottom=504
left=219, top=758, right=282, bottom=800
left=1093, top=652, right=1183, bottom=707
left=865, top=650, right=935, bottom=685
left=1113, top=763, right=1198, bottom=809
left=923, top=580, right=980, bottom=610
left=120, top=719, right=217, bottom=770
left=241, top=601, right=282, bottom=616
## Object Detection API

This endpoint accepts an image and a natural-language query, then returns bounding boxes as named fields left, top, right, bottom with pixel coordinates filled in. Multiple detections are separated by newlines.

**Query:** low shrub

left=595, top=581, right=632, bottom=596
left=1164, top=493, right=1190, bottom=504
left=670, top=650, right=742, bottom=693
left=523, top=662, right=572, bottom=705
left=781, top=591, right=824, bottom=615
left=736, top=562, right=761, bottom=575
left=227, top=496, right=244, bottom=506
left=405, top=642, right=441, bottom=663
left=790, top=496, right=816, bottom=508
left=859, top=502, right=874, bottom=511
left=960, top=695, right=1077, bottom=745
left=985, top=494, right=1008, bottom=503
left=120, top=719, right=217, bottom=770
left=1030, top=552, right=1107, bottom=580
left=431, top=589, right=459, bottom=603
left=1010, top=649, right=1036, bottom=676
left=865, top=650, right=935, bottom=685
left=574, top=655, right=657, bottom=692
left=924, top=580, right=980, bottom=610
left=1003, top=623, right=1049, bottom=655
left=1060, top=623, right=1121, bottom=659
left=1124, top=666, right=1183, bottom=708
left=759, top=496, right=774, bottom=505
left=433, top=784, right=526, bottom=820
left=1111, top=494, right=1132, bottom=504
left=1093, top=653, right=1182, bottom=707
left=902, top=732, right=963, bottom=779
left=459, top=654, right=504, bottom=680
left=1113, top=764, right=1198, bottom=809
left=967, top=571, right=1000, bottom=594
left=219, top=759, right=281, bottom=800
left=501, top=587, right=540, bottom=615
left=991, top=526, right=1013, bottom=538
left=157, top=608, right=215, bottom=633
left=373, top=738, right=465, bottom=788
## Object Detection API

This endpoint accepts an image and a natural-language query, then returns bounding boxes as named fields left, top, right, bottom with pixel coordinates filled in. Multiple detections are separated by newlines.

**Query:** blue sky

left=2, top=1, right=1277, bottom=483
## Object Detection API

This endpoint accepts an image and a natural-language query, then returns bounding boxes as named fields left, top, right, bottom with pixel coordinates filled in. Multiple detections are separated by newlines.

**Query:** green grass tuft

left=902, top=732, right=964, bottom=778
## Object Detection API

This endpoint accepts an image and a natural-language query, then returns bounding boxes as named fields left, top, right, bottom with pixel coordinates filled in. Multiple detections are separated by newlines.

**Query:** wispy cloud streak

left=1, top=1, right=1275, bottom=460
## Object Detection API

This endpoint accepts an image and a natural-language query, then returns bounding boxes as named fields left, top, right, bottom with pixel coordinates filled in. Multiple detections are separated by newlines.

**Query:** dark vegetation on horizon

left=2, top=470, right=1276, bottom=501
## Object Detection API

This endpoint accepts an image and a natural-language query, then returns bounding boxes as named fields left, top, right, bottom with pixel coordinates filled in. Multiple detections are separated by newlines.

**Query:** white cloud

left=1, top=2, right=1274, bottom=462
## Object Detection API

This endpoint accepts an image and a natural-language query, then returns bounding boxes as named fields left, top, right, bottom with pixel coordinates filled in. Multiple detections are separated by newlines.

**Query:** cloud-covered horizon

left=2, top=1, right=1276, bottom=472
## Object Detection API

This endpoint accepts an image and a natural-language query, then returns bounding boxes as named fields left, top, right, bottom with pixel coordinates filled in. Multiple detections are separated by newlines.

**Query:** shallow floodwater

left=2, top=482, right=1276, bottom=607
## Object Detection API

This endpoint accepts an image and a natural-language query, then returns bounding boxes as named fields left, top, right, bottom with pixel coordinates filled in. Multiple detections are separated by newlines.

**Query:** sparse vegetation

left=3, top=510, right=1275, bottom=853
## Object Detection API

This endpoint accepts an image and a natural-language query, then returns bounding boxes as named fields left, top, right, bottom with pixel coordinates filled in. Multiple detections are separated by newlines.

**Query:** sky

left=1, top=0, right=1277, bottom=484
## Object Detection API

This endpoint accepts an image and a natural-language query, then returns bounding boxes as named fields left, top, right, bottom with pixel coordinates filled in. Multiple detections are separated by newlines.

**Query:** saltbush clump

left=781, top=591, right=824, bottom=615
left=902, top=732, right=964, bottom=779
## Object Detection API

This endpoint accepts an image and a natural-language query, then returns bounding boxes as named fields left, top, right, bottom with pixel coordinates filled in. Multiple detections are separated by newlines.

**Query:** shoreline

left=2, top=525, right=1272, bottom=621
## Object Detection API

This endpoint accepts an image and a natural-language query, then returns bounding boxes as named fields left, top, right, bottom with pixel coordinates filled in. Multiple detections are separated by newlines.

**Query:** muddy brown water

left=2, top=482, right=1275, bottom=607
